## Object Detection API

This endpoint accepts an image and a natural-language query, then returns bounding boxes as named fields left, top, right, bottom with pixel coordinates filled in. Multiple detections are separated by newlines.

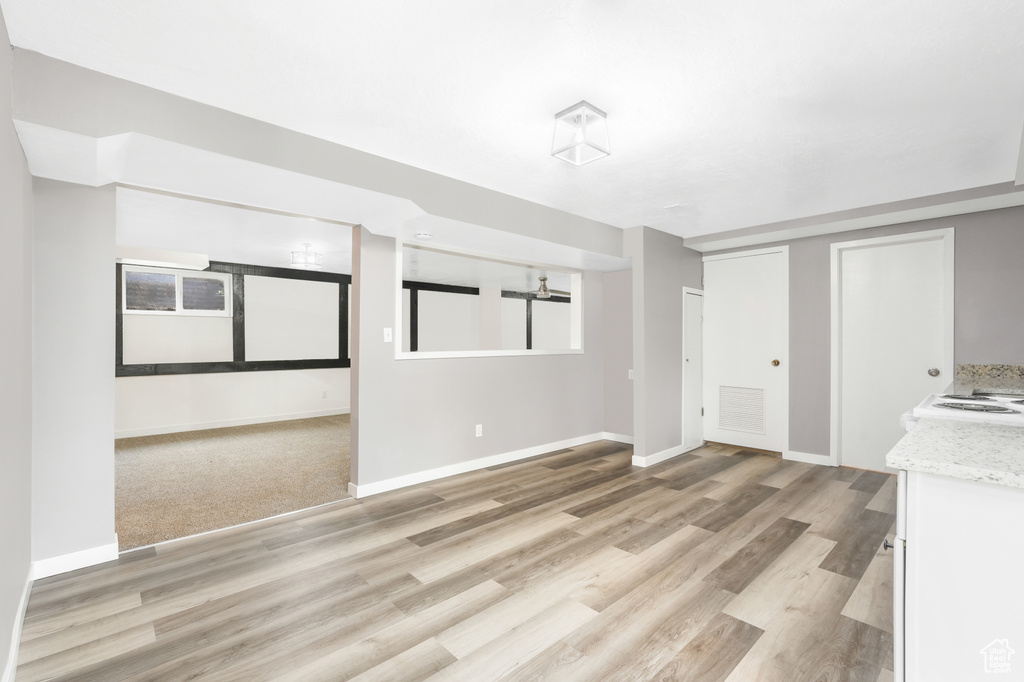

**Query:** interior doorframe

left=681, top=286, right=704, bottom=453
left=829, top=227, right=955, bottom=467
left=702, top=245, right=790, bottom=456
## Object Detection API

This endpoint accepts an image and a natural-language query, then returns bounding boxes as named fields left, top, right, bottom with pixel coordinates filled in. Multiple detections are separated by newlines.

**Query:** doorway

left=702, top=246, right=789, bottom=453
left=682, top=287, right=704, bottom=452
left=831, top=228, right=954, bottom=471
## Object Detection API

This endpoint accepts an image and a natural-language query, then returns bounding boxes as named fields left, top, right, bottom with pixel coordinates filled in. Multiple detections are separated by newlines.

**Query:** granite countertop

left=886, top=418, right=1024, bottom=489
left=947, top=363, right=1024, bottom=396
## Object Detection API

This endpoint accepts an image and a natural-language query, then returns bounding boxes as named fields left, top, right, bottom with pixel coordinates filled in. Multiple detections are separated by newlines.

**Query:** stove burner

left=941, top=394, right=993, bottom=401
left=935, top=402, right=1018, bottom=413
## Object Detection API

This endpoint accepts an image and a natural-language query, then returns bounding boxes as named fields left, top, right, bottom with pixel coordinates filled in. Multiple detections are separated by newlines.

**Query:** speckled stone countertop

left=947, top=363, right=1024, bottom=396
left=886, top=418, right=1024, bottom=489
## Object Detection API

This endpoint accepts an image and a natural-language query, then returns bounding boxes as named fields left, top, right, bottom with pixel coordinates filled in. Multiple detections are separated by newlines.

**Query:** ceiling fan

left=533, top=276, right=570, bottom=299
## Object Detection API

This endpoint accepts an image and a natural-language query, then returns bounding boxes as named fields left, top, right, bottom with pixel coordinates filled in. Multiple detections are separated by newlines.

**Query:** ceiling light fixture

left=290, top=243, right=323, bottom=270
left=551, top=100, right=610, bottom=166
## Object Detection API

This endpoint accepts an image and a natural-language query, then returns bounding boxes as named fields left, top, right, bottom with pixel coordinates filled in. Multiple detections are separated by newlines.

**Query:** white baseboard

left=600, top=432, right=634, bottom=445
left=349, top=432, right=607, bottom=499
left=1, top=569, right=32, bottom=682
left=784, top=450, right=834, bottom=466
left=631, top=443, right=696, bottom=468
left=31, top=538, right=119, bottom=581
left=115, top=409, right=350, bottom=439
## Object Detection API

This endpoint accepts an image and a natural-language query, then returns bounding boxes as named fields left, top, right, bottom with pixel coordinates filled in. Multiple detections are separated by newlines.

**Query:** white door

left=703, top=248, right=788, bottom=452
left=834, top=229, right=953, bottom=471
left=682, top=289, right=704, bottom=452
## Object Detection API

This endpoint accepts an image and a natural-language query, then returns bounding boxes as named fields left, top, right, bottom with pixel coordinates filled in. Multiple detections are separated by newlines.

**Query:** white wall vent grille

left=719, top=386, right=766, bottom=434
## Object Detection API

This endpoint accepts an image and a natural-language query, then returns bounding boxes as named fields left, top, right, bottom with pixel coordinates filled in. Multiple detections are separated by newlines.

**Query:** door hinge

left=701, top=407, right=704, bottom=416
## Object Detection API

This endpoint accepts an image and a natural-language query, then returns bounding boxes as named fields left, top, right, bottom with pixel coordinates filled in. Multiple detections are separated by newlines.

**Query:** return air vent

left=719, top=386, right=766, bottom=434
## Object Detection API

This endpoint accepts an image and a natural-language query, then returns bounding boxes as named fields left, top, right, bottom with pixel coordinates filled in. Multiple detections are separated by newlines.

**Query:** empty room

left=2, top=3, right=1024, bottom=681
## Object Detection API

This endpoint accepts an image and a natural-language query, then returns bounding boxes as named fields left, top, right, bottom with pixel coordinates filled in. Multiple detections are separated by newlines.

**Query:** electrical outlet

left=628, top=369, right=634, bottom=380
left=475, top=424, right=483, bottom=438
left=322, top=391, right=328, bottom=399
left=384, top=328, right=393, bottom=343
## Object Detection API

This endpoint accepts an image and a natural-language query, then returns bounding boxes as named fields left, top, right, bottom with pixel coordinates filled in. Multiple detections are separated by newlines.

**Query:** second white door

left=835, top=229, right=953, bottom=471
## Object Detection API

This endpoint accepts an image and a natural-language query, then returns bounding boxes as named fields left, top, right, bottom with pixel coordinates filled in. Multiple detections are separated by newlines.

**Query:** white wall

left=122, top=315, right=233, bottom=364
left=31, top=179, right=117, bottom=567
left=417, top=290, right=480, bottom=352
left=115, top=368, right=350, bottom=437
left=501, top=297, right=527, bottom=350
left=602, top=270, right=633, bottom=438
left=531, top=300, right=571, bottom=350
left=351, top=228, right=605, bottom=489
left=244, top=275, right=340, bottom=361
left=0, top=6, right=34, bottom=677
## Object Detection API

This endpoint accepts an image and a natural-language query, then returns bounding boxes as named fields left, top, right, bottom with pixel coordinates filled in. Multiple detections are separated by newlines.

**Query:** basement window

left=122, top=265, right=231, bottom=317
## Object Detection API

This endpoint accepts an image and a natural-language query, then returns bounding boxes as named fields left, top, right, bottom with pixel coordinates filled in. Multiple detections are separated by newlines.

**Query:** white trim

left=114, top=408, right=349, bottom=438
left=632, top=443, right=694, bottom=468
left=31, top=539, right=119, bottom=581
left=349, top=432, right=607, bottom=498
left=830, top=228, right=955, bottom=467
left=784, top=450, right=833, bottom=466
left=600, top=432, right=634, bottom=445
left=700, top=246, right=790, bottom=455
left=1, top=570, right=32, bottom=682
left=395, top=348, right=585, bottom=360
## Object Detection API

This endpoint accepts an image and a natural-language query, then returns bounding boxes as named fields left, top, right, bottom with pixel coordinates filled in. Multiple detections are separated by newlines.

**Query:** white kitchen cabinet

left=901, top=469, right=1024, bottom=680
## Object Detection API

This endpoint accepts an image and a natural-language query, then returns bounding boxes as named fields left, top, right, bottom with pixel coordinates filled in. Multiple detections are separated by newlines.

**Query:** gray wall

left=352, top=228, right=605, bottom=486
left=602, top=270, right=633, bottom=437
left=0, top=7, right=34, bottom=677
left=626, top=227, right=702, bottom=458
left=708, top=204, right=1024, bottom=456
left=32, top=179, right=116, bottom=562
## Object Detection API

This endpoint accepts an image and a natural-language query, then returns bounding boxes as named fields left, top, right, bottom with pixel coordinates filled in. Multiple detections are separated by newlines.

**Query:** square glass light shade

left=551, top=101, right=610, bottom=166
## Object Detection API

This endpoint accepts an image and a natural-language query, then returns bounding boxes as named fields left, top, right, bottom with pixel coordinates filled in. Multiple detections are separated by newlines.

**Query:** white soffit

left=3, top=0, right=1024, bottom=240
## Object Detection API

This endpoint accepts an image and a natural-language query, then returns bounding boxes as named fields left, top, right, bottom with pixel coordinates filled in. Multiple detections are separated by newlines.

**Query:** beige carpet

left=116, top=414, right=350, bottom=550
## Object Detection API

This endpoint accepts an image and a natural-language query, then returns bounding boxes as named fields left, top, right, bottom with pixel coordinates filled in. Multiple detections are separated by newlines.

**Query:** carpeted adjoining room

left=115, top=414, right=351, bottom=550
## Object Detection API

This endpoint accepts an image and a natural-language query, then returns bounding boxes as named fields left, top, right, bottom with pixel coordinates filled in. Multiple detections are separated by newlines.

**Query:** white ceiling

left=4, top=1, right=1024, bottom=240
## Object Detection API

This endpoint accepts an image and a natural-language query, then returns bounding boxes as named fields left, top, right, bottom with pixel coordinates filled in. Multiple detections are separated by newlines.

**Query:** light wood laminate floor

left=17, top=440, right=897, bottom=681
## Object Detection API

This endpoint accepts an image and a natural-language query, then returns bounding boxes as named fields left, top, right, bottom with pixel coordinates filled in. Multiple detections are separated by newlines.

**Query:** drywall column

left=32, top=179, right=117, bottom=575
left=350, top=229, right=604, bottom=492
left=602, top=270, right=633, bottom=439
left=0, top=6, right=34, bottom=678
left=626, top=226, right=702, bottom=464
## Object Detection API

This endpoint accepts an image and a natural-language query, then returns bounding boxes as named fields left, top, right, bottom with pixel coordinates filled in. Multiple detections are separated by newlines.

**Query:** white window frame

left=122, top=265, right=232, bottom=317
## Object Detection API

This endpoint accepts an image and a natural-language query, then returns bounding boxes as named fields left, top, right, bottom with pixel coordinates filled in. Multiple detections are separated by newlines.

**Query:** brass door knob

left=771, top=359, right=780, bottom=367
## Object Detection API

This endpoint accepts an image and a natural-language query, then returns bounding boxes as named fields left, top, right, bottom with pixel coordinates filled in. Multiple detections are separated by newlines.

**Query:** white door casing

left=702, top=247, right=789, bottom=453
left=830, top=228, right=954, bottom=470
left=682, top=288, right=704, bottom=453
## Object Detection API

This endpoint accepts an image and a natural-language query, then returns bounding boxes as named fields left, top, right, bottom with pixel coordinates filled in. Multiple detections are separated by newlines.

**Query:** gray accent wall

left=626, top=227, right=702, bottom=458
left=351, top=228, right=605, bottom=487
left=602, top=269, right=633, bottom=437
left=0, top=6, right=34, bottom=677
left=32, top=179, right=116, bottom=562
left=708, top=204, right=1024, bottom=456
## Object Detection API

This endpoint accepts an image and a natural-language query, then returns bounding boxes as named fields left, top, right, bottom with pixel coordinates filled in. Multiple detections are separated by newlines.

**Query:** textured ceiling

left=4, top=1, right=1024, bottom=238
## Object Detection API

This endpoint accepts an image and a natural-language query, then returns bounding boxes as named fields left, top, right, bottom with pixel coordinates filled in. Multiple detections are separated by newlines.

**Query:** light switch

left=628, top=369, right=634, bottom=380
left=384, top=328, right=393, bottom=343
